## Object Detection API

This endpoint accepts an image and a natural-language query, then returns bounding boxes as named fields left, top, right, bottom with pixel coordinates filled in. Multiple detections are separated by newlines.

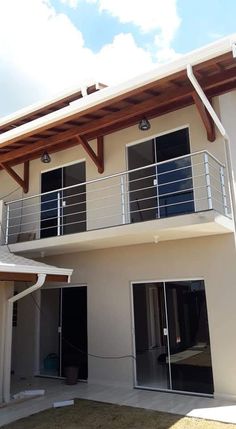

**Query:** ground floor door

left=132, top=280, right=214, bottom=395
left=40, top=286, right=87, bottom=380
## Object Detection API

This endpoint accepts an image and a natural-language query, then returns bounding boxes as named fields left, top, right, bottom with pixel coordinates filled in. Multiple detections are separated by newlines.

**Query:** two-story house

left=0, top=34, right=236, bottom=404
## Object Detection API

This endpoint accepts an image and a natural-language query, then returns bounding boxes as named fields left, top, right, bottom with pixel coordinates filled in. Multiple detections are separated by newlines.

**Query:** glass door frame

left=40, top=159, right=86, bottom=238
left=130, top=277, right=213, bottom=397
left=125, top=125, right=194, bottom=222
left=38, top=283, right=87, bottom=380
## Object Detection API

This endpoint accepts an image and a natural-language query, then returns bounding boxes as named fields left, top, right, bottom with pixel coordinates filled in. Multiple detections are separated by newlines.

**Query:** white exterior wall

left=41, top=234, right=236, bottom=399
left=0, top=282, right=14, bottom=403
left=11, top=285, right=40, bottom=377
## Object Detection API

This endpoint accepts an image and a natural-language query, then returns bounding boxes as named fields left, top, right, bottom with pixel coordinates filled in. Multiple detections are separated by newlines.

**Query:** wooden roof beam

left=0, top=160, right=29, bottom=193
left=192, top=92, right=215, bottom=142
left=77, top=135, right=104, bottom=173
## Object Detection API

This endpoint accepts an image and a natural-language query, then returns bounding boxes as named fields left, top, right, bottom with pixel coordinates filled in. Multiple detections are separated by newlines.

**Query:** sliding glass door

left=128, top=128, right=194, bottom=222
left=133, top=280, right=214, bottom=395
left=40, top=286, right=88, bottom=380
left=41, top=161, right=86, bottom=238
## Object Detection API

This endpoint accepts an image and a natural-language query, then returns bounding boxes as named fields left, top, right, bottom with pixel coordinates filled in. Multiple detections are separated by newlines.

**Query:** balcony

left=2, top=151, right=233, bottom=256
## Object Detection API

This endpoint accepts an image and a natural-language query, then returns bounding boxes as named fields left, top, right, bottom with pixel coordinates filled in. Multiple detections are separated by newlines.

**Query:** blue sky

left=0, top=0, right=235, bottom=116
left=52, top=0, right=236, bottom=54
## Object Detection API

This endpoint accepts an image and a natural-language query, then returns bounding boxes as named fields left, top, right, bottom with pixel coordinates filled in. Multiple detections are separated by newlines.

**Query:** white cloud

left=94, top=33, right=155, bottom=83
left=60, top=0, right=79, bottom=8
left=87, top=0, right=180, bottom=38
left=0, top=0, right=180, bottom=116
left=91, top=0, right=181, bottom=63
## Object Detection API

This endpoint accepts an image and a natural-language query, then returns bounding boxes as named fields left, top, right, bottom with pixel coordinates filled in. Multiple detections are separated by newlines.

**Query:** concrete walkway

left=0, top=377, right=236, bottom=427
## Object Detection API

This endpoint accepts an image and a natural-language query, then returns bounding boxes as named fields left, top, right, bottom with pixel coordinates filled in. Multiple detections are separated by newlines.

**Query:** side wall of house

left=0, top=282, right=14, bottom=403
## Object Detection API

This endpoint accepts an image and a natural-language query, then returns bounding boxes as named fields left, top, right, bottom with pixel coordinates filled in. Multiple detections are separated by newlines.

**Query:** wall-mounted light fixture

left=138, top=117, right=151, bottom=131
left=41, top=151, right=51, bottom=163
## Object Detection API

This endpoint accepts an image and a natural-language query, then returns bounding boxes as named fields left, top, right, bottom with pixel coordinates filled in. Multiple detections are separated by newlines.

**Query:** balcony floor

left=7, top=210, right=233, bottom=258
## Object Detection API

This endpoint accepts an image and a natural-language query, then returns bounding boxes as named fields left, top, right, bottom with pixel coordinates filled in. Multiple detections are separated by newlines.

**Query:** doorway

left=128, top=128, right=194, bottom=223
left=132, top=280, right=214, bottom=395
left=41, top=161, right=86, bottom=238
left=39, top=286, right=88, bottom=380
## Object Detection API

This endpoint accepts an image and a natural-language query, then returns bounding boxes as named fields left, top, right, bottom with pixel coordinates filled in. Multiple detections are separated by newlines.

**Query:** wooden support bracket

left=192, top=92, right=216, bottom=142
left=0, top=161, right=29, bottom=193
left=77, top=135, right=104, bottom=173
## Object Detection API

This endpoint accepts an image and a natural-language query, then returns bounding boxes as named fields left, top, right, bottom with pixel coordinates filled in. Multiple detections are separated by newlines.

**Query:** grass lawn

left=3, top=399, right=236, bottom=429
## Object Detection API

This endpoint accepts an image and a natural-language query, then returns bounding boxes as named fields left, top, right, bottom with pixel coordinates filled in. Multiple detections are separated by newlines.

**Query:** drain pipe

left=187, top=64, right=236, bottom=240
left=3, top=273, right=46, bottom=403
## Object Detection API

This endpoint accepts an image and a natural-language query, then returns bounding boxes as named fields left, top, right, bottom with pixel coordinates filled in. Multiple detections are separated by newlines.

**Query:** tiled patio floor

left=0, top=377, right=236, bottom=427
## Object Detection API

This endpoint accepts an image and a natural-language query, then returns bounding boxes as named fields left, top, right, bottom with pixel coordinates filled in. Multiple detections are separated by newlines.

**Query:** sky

left=0, top=0, right=235, bottom=116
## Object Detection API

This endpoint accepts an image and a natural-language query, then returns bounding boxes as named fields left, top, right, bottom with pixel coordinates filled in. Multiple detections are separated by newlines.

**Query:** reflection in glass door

left=128, top=128, right=194, bottom=222
left=41, top=161, right=86, bottom=238
left=133, top=283, right=170, bottom=390
left=133, top=280, right=214, bottom=395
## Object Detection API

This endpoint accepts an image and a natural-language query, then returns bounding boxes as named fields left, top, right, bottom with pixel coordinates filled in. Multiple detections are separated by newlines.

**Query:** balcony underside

left=8, top=210, right=233, bottom=258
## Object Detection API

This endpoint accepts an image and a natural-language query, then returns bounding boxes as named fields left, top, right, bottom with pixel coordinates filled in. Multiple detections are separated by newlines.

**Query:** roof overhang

left=0, top=272, right=70, bottom=282
left=0, top=34, right=236, bottom=172
left=0, top=248, right=73, bottom=283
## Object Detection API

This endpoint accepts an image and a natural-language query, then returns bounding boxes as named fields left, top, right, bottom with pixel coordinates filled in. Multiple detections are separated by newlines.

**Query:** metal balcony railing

left=3, top=151, right=231, bottom=245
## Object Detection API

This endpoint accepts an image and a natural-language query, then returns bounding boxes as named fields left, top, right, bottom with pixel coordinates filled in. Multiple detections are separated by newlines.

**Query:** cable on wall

left=30, top=292, right=136, bottom=361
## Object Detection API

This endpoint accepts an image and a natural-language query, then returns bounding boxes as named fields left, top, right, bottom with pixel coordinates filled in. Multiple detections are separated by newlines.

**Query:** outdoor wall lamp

left=41, top=151, right=51, bottom=163
left=138, top=117, right=151, bottom=131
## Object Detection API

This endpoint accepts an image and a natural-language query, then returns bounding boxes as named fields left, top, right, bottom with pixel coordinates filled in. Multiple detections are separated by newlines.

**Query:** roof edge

left=0, top=34, right=236, bottom=146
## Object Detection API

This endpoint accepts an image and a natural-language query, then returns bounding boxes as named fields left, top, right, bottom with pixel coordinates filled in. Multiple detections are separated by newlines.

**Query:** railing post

left=120, top=175, right=126, bottom=225
left=5, top=204, right=10, bottom=245
left=220, top=166, right=228, bottom=216
left=204, top=153, right=213, bottom=210
left=57, top=192, right=61, bottom=236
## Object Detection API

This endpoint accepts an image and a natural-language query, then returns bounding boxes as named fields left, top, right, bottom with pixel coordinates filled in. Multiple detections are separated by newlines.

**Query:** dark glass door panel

left=166, top=281, right=214, bottom=394
left=133, top=280, right=214, bottom=395
left=156, top=129, right=194, bottom=217
left=133, top=283, right=170, bottom=389
left=127, top=128, right=194, bottom=223
left=63, top=162, right=86, bottom=234
left=41, top=169, right=62, bottom=238
left=61, top=287, right=88, bottom=380
left=41, top=162, right=86, bottom=238
left=128, top=141, right=157, bottom=223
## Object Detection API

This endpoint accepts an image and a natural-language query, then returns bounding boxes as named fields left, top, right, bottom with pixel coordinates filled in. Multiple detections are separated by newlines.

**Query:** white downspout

left=186, top=64, right=236, bottom=240
left=3, top=273, right=46, bottom=403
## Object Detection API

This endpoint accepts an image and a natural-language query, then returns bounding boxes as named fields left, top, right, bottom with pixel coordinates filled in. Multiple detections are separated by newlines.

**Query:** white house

left=0, top=34, right=236, bottom=403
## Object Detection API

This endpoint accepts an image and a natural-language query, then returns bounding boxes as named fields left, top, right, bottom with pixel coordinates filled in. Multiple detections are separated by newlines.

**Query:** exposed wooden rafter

left=191, top=92, right=216, bottom=142
left=0, top=272, right=69, bottom=282
left=0, top=160, right=29, bottom=193
left=77, top=135, right=104, bottom=173
left=0, top=54, right=235, bottom=169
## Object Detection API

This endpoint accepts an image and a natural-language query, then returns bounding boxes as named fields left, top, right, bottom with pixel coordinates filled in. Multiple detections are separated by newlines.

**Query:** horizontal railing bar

left=10, top=188, right=227, bottom=233
left=8, top=164, right=197, bottom=213
left=8, top=172, right=194, bottom=214
left=8, top=177, right=223, bottom=225
left=5, top=200, right=200, bottom=237
left=5, top=150, right=225, bottom=205
left=7, top=193, right=231, bottom=239
left=8, top=180, right=230, bottom=229
left=10, top=164, right=217, bottom=220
